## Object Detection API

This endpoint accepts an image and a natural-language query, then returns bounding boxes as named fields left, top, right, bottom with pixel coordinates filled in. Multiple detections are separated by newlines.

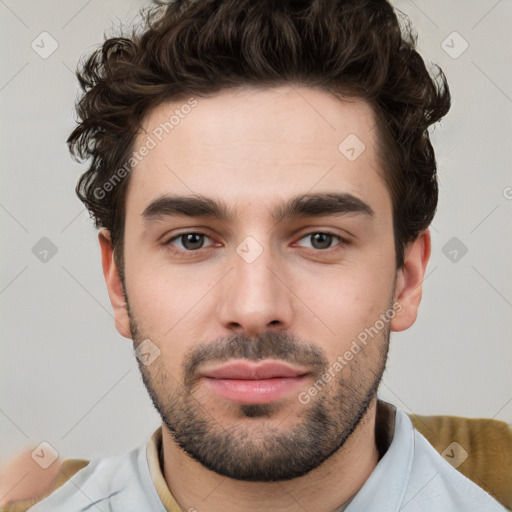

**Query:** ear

left=98, top=229, right=132, bottom=339
left=391, top=228, right=431, bottom=332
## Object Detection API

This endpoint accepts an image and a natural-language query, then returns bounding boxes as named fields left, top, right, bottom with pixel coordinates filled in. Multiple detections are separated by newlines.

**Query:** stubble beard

left=128, top=301, right=390, bottom=482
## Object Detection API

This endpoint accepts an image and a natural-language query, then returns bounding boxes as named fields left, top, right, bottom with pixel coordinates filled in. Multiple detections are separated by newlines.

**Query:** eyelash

left=163, top=231, right=349, bottom=255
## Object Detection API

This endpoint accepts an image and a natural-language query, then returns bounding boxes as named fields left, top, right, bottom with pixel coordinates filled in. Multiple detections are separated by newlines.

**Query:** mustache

left=182, top=330, right=329, bottom=388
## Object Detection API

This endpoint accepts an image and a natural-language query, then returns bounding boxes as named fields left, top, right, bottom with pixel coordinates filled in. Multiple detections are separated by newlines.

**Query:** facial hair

left=128, top=301, right=390, bottom=482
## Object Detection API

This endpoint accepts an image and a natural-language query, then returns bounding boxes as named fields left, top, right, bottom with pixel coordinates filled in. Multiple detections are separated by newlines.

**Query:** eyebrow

left=142, top=192, right=374, bottom=225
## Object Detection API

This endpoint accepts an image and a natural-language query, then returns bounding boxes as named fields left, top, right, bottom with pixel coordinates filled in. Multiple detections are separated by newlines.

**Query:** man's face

left=118, top=87, right=398, bottom=481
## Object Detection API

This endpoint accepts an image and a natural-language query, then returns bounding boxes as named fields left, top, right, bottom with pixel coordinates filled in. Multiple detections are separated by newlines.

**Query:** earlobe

left=391, top=229, right=431, bottom=332
left=98, top=229, right=132, bottom=339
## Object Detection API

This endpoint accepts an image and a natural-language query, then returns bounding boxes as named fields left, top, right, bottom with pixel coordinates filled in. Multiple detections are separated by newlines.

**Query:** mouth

left=199, top=360, right=311, bottom=404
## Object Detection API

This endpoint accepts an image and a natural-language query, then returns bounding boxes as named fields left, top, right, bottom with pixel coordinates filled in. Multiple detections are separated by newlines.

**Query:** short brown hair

left=68, top=0, right=450, bottom=276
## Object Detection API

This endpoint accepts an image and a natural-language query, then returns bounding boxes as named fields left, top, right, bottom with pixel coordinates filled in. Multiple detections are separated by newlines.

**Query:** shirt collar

left=344, top=403, right=415, bottom=511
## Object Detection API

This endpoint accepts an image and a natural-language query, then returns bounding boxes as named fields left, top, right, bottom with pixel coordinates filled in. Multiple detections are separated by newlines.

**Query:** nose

left=217, top=238, right=293, bottom=337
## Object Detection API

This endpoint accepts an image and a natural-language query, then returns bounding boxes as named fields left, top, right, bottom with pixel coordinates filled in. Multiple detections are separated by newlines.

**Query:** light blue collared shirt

left=344, top=406, right=507, bottom=511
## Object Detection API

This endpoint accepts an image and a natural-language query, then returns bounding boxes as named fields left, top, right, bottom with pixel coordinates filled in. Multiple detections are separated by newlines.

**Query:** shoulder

left=408, top=412, right=512, bottom=510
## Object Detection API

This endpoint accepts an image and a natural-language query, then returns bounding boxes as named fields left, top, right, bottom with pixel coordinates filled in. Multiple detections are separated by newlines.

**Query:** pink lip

left=200, top=360, right=309, bottom=380
left=199, top=360, right=310, bottom=404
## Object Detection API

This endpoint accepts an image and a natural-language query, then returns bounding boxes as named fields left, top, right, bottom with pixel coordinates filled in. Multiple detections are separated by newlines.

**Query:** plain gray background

left=1, top=0, right=511, bottom=466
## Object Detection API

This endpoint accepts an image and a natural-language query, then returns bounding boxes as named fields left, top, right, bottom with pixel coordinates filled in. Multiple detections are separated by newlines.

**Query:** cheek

left=304, top=260, right=392, bottom=311
left=125, top=259, right=216, bottom=356
left=292, top=261, right=394, bottom=354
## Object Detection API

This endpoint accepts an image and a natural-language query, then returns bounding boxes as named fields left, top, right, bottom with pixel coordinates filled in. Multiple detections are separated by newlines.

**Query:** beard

left=128, top=301, right=390, bottom=482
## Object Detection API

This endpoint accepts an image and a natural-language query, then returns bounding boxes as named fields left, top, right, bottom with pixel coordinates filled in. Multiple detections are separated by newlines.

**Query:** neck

left=161, top=398, right=380, bottom=512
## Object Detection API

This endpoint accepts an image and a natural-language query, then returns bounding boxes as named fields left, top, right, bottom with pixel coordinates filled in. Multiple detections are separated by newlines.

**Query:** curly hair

left=67, top=0, right=450, bottom=276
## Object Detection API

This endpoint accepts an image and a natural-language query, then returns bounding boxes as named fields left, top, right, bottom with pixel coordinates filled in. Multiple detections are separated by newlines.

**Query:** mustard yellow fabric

left=146, top=428, right=182, bottom=512
left=409, top=413, right=512, bottom=510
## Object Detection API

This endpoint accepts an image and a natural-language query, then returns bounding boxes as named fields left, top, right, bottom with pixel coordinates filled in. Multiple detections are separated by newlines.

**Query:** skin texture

left=0, top=449, right=62, bottom=506
left=99, top=86, right=430, bottom=512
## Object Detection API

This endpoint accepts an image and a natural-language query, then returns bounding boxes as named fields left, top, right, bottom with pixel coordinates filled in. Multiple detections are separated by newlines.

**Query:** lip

left=199, top=360, right=310, bottom=404
left=200, top=360, right=310, bottom=380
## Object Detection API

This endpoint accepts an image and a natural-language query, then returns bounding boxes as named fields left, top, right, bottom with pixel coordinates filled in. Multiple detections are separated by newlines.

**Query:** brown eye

left=181, top=233, right=205, bottom=250
left=310, top=233, right=334, bottom=249
left=166, top=232, right=212, bottom=251
left=296, top=232, right=344, bottom=250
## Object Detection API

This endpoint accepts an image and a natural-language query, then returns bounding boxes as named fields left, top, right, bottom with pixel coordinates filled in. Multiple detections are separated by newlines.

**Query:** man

left=1, top=0, right=511, bottom=510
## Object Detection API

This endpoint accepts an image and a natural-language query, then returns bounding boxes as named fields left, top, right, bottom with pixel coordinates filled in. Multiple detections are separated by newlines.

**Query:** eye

left=165, top=232, right=215, bottom=251
left=163, top=230, right=347, bottom=254
left=295, top=232, right=346, bottom=250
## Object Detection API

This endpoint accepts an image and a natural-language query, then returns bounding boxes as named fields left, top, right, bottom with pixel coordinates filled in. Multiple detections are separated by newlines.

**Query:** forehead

left=125, top=86, right=389, bottom=223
